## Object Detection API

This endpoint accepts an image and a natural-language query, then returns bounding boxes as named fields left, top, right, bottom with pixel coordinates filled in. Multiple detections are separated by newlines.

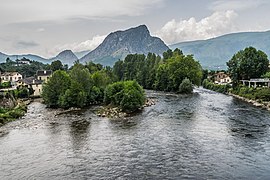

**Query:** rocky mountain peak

left=52, top=49, right=78, bottom=66
left=80, top=25, right=169, bottom=66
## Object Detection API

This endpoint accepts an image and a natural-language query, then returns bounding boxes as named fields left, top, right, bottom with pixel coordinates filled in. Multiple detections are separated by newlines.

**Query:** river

left=0, top=88, right=270, bottom=179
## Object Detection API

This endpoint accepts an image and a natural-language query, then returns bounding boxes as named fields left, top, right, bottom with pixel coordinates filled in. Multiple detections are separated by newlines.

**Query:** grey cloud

left=209, top=0, right=268, bottom=11
left=15, top=41, right=39, bottom=48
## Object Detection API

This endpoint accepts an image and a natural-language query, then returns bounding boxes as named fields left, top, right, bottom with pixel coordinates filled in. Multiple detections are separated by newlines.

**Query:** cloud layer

left=16, top=41, right=39, bottom=49
left=52, top=35, right=106, bottom=55
left=0, top=0, right=164, bottom=24
left=209, top=0, right=267, bottom=11
left=156, top=10, right=238, bottom=44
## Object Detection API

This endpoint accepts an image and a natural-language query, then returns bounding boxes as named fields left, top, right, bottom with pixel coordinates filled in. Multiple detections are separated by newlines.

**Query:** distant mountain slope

left=74, top=50, right=90, bottom=59
left=170, top=31, right=270, bottom=69
left=0, top=50, right=78, bottom=66
left=0, top=53, right=50, bottom=64
left=0, top=52, right=8, bottom=62
left=80, top=25, right=169, bottom=66
left=50, top=50, right=78, bottom=66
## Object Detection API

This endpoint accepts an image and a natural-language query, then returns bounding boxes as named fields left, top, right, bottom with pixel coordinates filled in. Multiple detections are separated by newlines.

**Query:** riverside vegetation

left=203, top=46, right=270, bottom=108
left=42, top=48, right=202, bottom=114
left=0, top=92, right=28, bottom=126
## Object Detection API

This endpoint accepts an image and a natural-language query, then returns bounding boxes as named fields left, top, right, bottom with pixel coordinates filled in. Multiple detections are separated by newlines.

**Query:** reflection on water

left=1, top=88, right=270, bottom=179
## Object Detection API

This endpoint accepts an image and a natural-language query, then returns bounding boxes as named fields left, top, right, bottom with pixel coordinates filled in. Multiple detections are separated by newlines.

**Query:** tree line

left=113, top=48, right=202, bottom=92
left=42, top=49, right=203, bottom=112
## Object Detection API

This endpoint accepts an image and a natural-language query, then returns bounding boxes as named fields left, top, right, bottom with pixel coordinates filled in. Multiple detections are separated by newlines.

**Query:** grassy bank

left=202, top=79, right=270, bottom=110
left=231, top=86, right=270, bottom=102
left=0, top=103, right=27, bottom=126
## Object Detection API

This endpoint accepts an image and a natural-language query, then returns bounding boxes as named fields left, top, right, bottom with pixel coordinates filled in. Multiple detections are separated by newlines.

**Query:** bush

left=0, top=82, right=11, bottom=89
left=0, top=104, right=27, bottom=125
left=89, top=86, right=103, bottom=104
left=16, top=87, right=29, bottom=98
left=104, top=81, right=145, bottom=112
left=179, top=78, right=193, bottom=94
left=254, top=88, right=270, bottom=101
left=202, top=79, right=230, bottom=94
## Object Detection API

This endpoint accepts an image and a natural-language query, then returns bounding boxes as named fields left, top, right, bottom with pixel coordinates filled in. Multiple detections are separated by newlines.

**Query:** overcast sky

left=1, top=0, right=270, bottom=58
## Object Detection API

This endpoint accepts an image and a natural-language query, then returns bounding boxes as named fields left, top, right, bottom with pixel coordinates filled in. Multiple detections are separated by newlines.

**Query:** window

left=39, top=77, right=41, bottom=80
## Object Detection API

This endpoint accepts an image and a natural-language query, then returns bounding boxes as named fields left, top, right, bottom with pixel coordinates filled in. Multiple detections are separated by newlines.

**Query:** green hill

left=169, top=31, right=270, bottom=69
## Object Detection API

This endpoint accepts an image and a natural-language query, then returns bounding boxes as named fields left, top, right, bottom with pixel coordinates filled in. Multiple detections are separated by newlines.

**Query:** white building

left=0, top=72, right=23, bottom=83
left=14, top=59, right=31, bottom=66
left=214, top=72, right=232, bottom=84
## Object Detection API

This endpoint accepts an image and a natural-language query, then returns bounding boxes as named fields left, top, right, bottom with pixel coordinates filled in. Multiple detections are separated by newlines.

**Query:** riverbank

left=0, top=99, right=33, bottom=126
left=0, top=100, right=28, bottom=126
left=202, top=79, right=270, bottom=111
left=229, top=93, right=270, bottom=110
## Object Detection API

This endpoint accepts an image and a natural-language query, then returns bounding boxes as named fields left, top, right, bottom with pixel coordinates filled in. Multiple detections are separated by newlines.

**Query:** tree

left=60, top=64, right=92, bottom=108
left=163, top=49, right=173, bottom=60
left=227, top=47, right=269, bottom=86
left=50, top=60, right=63, bottom=71
left=179, top=78, right=193, bottom=94
left=42, top=70, right=71, bottom=107
left=104, top=81, right=145, bottom=112
left=113, top=60, right=124, bottom=81
left=155, top=54, right=202, bottom=91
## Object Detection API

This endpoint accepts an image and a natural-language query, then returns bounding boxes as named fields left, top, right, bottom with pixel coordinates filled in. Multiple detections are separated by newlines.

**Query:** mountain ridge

left=170, top=30, right=270, bottom=69
left=80, top=25, right=169, bottom=66
left=2, top=29, right=270, bottom=69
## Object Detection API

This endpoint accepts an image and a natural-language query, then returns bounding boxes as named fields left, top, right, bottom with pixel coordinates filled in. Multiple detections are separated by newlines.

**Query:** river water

left=0, top=88, right=270, bottom=179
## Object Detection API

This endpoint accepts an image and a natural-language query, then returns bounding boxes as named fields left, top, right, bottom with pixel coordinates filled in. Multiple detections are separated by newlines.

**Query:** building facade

left=36, top=70, right=53, bottom=83
left=0, top=72, right=23, bottom=83
left=17, top=77, right=43, bottom=96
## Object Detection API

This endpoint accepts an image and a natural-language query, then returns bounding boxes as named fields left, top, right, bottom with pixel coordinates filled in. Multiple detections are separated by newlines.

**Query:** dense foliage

left=42, top=63, right=117, bottom=109
left=0, top=92, right=27, bottom=126
left=232, top=86, right=270, bottom=102
left=179, top=78, right=193, bottom=94
left=202, top=79, right=230, bottom=94
left=227, top=47, right=269, bottom=86
left=49, top=60, right=68, bottom=71
left=42, top=70, right=71, bottom=107
left=113, top=49, right=202, bottom=92
left=104, top=81, right=145, bottom=112
left=0, top=82, right=11, bottom=89
left=42, top=49, right=203, bottom=111
left=0, top=58, right=49, bottom=77
left=0, top=104, right=27, bottom=126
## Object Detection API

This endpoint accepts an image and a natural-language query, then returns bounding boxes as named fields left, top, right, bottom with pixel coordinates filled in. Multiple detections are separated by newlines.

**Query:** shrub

left=89, top=86, right=103, bottom=104
left=120, top=81, right=145, bottom=112
left=179, top=78, right=193, bottom=94
left=254, top=88, right=270, bottom=101
left=0, top=82, right=11, bottom=89
left=17, top=87, right=29, bottom=98
left=104, top=81, right=145, bottom=112
left=202, top=79, right=230, bottom=94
